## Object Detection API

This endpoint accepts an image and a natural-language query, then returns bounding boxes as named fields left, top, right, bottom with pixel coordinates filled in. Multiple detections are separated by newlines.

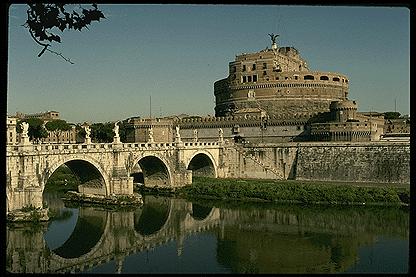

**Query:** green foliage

left=118, top=120, right=130, bottom=142
left=16, top=118, right=48, bottom=142
left=91, top=122, right=114, bottom=143
left=45, top=119, right=71, bottom=132
left=45, top=165, right=79, bottom=192
left=179, top=177, right=408, bottom=206
left=384, top=112, right=401, bottom=120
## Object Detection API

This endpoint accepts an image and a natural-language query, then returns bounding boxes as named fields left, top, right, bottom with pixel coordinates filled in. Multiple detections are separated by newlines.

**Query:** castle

left=125, top=35, right=384, bottom=144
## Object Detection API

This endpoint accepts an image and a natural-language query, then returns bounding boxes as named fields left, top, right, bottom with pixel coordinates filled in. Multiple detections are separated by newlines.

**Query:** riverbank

left=142, top=177, right=409, bottom=206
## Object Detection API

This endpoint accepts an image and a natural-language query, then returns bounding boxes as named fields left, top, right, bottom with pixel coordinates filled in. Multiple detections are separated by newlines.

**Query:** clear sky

left=7, top=4, right=410, bottom=124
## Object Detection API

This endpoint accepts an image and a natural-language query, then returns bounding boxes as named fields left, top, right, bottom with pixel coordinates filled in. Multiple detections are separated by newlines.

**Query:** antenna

left=149, top=95, right=152, bottom=119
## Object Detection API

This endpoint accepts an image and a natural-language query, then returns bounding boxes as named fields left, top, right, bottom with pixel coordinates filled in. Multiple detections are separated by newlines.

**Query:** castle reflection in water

left=6, top=194, right=409, bottom=274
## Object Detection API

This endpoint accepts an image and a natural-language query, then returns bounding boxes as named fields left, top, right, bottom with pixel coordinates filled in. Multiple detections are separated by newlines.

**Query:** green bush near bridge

left=178, top=177, right=409, bottom=206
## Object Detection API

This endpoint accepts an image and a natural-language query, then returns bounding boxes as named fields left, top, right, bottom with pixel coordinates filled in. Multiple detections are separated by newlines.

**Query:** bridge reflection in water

left=6, top=195, right=409, bottom=274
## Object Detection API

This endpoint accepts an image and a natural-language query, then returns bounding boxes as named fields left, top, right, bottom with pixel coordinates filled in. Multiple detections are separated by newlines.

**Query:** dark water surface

left=6, top=192, right=409, bottom=274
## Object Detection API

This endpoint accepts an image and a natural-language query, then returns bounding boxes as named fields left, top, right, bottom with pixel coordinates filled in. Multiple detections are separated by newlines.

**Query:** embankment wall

left=227, top=142, right=410, bottom=184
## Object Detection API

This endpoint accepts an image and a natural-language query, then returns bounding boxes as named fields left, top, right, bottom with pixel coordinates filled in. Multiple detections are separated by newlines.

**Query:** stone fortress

left=125, top=34, right=386, bottom=144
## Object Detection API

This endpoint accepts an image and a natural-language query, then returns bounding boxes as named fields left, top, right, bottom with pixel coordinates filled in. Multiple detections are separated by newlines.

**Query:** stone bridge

left=6, top=197, right=221, bottom=273
left=6, top=140, right=227, bottom=213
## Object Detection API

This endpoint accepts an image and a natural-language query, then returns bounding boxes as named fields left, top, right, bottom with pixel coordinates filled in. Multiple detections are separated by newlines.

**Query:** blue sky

left=7, top=4, right=410, bottom=123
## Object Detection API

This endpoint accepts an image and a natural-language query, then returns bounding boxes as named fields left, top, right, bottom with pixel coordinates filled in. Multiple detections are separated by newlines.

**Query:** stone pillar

left=111, top=149, right=133, bottom=195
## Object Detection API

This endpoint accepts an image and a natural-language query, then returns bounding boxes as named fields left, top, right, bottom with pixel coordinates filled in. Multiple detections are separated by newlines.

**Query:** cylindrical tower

left=214, top=37, right=349, bottom=119
left=330, top=100, right=358, bottom=122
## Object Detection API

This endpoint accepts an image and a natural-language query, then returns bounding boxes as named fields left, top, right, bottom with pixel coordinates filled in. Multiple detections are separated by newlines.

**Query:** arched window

left=333, top=77, right=340, bottom=82
left=304, top=75, right=314, bottom=80
left=320, top=76, right=329, bottom=81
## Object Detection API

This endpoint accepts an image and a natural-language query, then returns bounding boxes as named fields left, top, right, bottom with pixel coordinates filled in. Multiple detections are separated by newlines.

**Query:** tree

left=45, top=119, right=71, bottom=143
left=16, top=118, right=48, bottom=143
left=90, top=122, right=114, bottom=143
left=23, top=3, right=105, bottom=63
left=384, top=112, right=401, bottom=120
left=118, top=120, right=130, bottom=142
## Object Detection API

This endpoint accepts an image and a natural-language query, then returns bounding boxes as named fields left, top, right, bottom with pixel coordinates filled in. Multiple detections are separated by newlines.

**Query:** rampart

left=226, top=142, right=410, bottom=184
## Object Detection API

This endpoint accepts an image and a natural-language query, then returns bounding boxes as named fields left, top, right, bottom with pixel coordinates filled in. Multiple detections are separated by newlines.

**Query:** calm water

left=6, top=192, right=409, bottom=274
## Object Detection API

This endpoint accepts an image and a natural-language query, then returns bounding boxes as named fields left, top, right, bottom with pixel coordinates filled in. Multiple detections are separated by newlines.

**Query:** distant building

left=15, top=111, right=60, bottom=121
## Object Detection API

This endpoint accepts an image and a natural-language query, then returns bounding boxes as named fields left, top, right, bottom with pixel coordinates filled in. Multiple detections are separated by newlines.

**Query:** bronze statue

left=268, top=33, right=279, bottom=44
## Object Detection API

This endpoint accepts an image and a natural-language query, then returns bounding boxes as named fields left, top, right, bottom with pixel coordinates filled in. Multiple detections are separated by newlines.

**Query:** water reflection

left=6, top=194, right=409, bottom=274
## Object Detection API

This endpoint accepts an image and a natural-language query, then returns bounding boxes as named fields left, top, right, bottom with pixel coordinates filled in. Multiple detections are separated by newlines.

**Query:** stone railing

left=6, top=140, right=224, bottom=155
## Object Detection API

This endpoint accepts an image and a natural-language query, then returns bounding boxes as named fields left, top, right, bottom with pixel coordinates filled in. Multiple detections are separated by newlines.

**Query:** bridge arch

left=186, top=150, right=218, bottom=178
left=45, top=156, right=110, bottom=196
left=133, top=196, right=173, bottom=237
left=47, top=207, right=108, bottom=259
left=132, top=154, right=173, bottom=187
left=190, top=202, right=213, bottom=221
left=47, top=207, right=113, bottom=268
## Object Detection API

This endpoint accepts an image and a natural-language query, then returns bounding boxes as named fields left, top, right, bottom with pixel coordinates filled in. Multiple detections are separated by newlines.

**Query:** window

left=253, top=75, right=257, bottom=82
left=294, top=75, right=299, bottom=80
left=320, top=76, right=329, bottom=81
left=247, top=75, right=252, bottom=82
left=263, top=63, right=267, bottom=69
left=304, top=75, right=314, bottom=80
left=333, top=77, right=340, bottom=82
left=242, top=76, right=247, bottom=83
left=252, top=64, right=256, bottom=70
left=263, top=71, right=267, bottom=76
left=242, top=65, right=246, bottom=72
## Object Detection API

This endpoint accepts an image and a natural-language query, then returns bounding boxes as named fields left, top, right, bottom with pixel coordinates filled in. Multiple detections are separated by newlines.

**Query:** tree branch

left=27, top=28, right=74, bottom=64
left=45, top=48, right=75, bottom=64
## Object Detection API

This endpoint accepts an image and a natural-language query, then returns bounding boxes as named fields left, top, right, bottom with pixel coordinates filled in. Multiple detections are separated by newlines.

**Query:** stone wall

left=295, top=142, right=410, bottom=184
left=228, top=142, right=410, bottom=184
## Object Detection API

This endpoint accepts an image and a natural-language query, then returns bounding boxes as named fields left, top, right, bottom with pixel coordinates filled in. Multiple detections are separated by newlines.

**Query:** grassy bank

left=176, top=177, right=409, bottom=206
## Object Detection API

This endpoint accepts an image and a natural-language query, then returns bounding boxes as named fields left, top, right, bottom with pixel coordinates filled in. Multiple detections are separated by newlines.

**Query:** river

left=6, top=192, right=409, bottom=274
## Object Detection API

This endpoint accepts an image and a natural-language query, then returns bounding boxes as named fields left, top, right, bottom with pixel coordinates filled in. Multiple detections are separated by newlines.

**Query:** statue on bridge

left=20, top=122, right=29, bottom=137
left=193, top=129, right=198, bottom=142
left=84, top=125, right=91, bottom=144
left=113, top=122, right=120, bottom=138
left=175, top=125, right=182, bottom=143
left=218, top=128, right=224, bottom=143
